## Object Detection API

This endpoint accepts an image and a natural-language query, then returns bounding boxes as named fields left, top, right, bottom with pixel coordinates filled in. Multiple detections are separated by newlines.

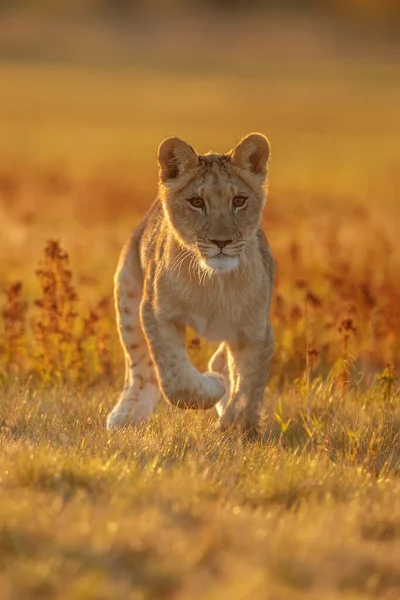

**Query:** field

left=0, top=12, right=400, bottom=599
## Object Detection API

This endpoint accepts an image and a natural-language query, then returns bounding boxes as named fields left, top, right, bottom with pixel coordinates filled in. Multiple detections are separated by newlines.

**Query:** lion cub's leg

left=107, top=261, right=160, bottom=430
left=221, top=324, right=274, bottom=434
left=208, top=343, right=231, bottom=417
left=140, top=301, right=225, bottom=410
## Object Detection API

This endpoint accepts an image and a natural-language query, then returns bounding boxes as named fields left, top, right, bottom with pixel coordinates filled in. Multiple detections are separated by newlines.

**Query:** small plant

left=0, top=239, right=119, bottom=387
left=32, top=239, right=78, bottom=382
left=0, top=281, right=27, bottom=374
left=376, top=364, right=397, bottom=406
left=304, top=290, right=321, bottom=415
left=76, top=295, right=115, bottom=384
left=275, top=399, right=292, bottom=438
left=337, top=314, right=357, bottom=391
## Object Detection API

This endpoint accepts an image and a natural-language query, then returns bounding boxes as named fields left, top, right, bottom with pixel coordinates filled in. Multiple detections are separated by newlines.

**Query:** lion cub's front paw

left=188, top=371, right=225, bottom=409
left=106, top=407, right=130, bottom=431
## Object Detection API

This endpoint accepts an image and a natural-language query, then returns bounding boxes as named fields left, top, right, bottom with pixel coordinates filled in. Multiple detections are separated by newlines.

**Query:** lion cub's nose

left=210, top=239, right=233, bottom=249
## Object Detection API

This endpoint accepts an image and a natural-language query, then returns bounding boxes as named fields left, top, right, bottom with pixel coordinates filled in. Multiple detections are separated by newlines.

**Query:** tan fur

left=107, top=133, right=274, bottom=433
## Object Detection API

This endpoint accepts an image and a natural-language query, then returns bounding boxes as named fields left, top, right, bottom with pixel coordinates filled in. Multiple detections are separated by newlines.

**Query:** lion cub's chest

left=187, top=314, right=222, bottom=341
left=185, top=304, right=239, bottom=342
left=171, top=274, right=259, bottom=343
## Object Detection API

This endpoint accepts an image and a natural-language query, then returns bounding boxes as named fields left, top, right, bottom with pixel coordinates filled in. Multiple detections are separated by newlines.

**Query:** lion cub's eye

left=232, top=195, right=248, bottom=209
left=188, top=196, right=206, bottom=210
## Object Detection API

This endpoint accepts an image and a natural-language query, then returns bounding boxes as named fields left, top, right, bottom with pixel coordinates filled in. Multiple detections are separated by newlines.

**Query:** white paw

left=129, top=387, right=159, bottom=425
left=129, top=405, right=152, bottom=426
left=107, top=409, right=128, bottom=431
left=107, top=386, right=159, bottom=430
left=106, top=400, right=135, bottom=430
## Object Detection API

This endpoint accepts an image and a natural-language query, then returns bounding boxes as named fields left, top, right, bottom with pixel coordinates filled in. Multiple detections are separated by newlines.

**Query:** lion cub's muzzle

left=196, top=240, right=244, bottom=273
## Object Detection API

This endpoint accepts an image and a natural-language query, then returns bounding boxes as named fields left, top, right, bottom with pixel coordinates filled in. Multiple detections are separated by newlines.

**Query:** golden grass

left=0, top=386, right=399, bottom=599
left=0, top=49, right=399, bottom=597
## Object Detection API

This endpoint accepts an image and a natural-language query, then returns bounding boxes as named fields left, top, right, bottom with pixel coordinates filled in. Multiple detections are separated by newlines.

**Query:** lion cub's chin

left=202, top=255, right=239, bottom=273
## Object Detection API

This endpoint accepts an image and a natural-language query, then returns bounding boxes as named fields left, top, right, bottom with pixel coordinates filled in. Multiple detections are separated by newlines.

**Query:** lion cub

left=107, top=133, right=274, bottom=433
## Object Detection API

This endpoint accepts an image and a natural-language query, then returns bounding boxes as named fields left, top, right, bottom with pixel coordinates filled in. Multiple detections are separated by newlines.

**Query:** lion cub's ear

left=230, top=133, right=270, bottom=178
left=158, top=137, right=199, bottom=183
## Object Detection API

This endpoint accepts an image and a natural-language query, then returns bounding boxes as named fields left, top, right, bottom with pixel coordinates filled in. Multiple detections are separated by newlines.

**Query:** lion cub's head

left=158, top=133, right=270, bottom=274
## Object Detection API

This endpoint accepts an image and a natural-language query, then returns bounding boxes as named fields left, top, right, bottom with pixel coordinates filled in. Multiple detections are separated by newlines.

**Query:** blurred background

left=1, top=0, right=399, bottom=179
left=0, top=0, right=399, bottom=380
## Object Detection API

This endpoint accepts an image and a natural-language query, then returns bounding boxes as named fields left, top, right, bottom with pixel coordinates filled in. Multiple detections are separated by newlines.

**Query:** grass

left=0, top=385, right=399, bottom=599
left=0, top=12, right=400, bottom=598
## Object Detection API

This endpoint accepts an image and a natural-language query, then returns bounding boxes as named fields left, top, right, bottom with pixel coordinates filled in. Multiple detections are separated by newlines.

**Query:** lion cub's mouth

left=201, top=253, right=239, bottom=273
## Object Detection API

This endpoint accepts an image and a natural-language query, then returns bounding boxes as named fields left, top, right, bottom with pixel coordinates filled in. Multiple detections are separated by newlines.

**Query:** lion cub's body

left=107, top=134, right=274, bottom=432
